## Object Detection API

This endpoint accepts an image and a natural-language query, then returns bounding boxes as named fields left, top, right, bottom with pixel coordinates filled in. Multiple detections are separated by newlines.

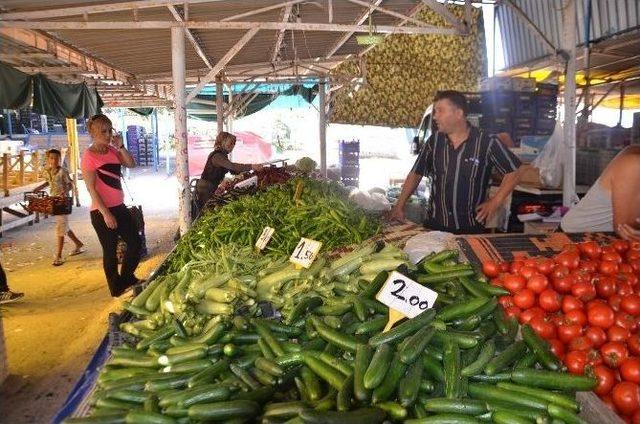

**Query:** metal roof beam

left=221, top=0, right=306, bottom=22
left=167, top=5, right=213, bottom=69
left=0, top=0, right=217, bottom=20
left=504, top=0, right=556, bottom=55
left=344, top=0, right=432, bottom=28
left=271, top=3, right=294, bottom=62
left=0, top=21, right=458, bottom=35
left=420, top=0, right=467, bottom=34
left=185, top=27, right=259, bottom=104
left=325, top=0, right=383, bottom=59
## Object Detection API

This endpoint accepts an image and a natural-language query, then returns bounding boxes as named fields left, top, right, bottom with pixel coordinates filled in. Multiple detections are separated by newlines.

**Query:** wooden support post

left=66, top=118, right=81, bottom=206
left=3, top=154, right=9, bottom=197
left=18, top=151, right=25, bottom=186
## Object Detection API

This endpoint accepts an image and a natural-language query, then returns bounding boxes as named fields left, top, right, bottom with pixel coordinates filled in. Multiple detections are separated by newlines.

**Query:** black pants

left=0, top=262, right=8, bottom=292
left=91, top=204, right=141, bottom=296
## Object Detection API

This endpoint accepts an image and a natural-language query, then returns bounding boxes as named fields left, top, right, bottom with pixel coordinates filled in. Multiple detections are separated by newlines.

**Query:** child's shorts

left=55, top=214, right=69, bottom=237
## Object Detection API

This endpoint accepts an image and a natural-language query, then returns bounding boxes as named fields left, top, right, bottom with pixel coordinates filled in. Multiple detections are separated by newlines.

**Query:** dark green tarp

left=129, top=107, right=154, bottom=116
left=32, top=74, right=103, bottom=118
left=0, top=61, right=33, bottom=109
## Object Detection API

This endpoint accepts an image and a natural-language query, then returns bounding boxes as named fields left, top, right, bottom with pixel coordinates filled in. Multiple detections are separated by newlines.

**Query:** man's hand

left=618, top=218, right=640, bottom=242
left=102, top=210, right=118, bottom=229
left=387, top=205, right=407, bottom=223
left=475, top=198, right=501, bottom=223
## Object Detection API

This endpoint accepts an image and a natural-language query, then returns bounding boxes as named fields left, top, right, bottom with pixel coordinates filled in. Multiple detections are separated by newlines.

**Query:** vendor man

left=389, top=90, right=525, bottom=234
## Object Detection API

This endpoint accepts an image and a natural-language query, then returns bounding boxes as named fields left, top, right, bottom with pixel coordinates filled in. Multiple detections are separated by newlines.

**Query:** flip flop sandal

left=52, top=258, right=64, bottom=266
left=69, top=247, right=86, bottom=256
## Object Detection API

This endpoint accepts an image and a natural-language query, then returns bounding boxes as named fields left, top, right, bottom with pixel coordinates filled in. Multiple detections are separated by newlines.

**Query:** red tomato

left=630, top=259, right=640, bottom=274
left=616, top=312, right=638, bottom=332
left=552, top=275, right=574, bottom=294
left=557, top=323, right=584, bottom=344
left=556, top=251, right=581, bottom=269
left=610, top=295, right=624, bottom=312
left=608, top=325, right=631, bottom=343
left=562, top=295, right=584, bottom=313
left=633, top=409, right=640, bottom=424
left=568, top=336, right=593, bottom=352
left=629, top=335, right=640, bottom=356
left=551, top=265, right=570, bottom=280
left=581, top=260, right=599, bottom=273
left=621, top=358, right=640, bottom=384
left=603, top=245, right=617, bottom=255
left=620, top=264, right=635, bottom=275
left=513, top=288, right=536, bottom=309
left=565, top=309, right=588, bottom=326
left=613, top=240, right=631, bottom=253
left=588, top=304, right=616, bottom=329
left=491, top=277, right=504, bottom=288
left=600, top=260, right=620, bottom=276
left=620, top=282, right=635, bottom=297
left=523, top=258, right=538, bottom=268
left=503, top=274, right=527, bottom=294
left=519, top=307, right=545, bottom=325
left=499, top=261, right=510, bottom=273
left=601, top=394, right=617, bottom=412
left=620, top=272, right=638, bottom=287
left=572, top=281, right=596, bottom=302
left=547, top=338, right=565, bottom=359
left=550, top=313, right=566, bottom=327
left=601, top=341, right=629, bottom=368
left=504, top=306, right=522, bottom=320
left=526, top=273, right=549, bottom=294
left=579, top=241, right=602, bottom=259
left=482, top=260, right=500, bottom=278
left=529, top=316, right=556, bottom=340
left=591, top=365, right=617, bottom=396
left=498, top=295, right=514, bottom=309
left=627, top=250, right=640, bottom=262
left=510, top=260, right=525, bottom=275
left=565, top=349, right=588, bottom=375
left=586, top=326, right=608, bottom=348
left=603, top=251, right=624, bottom=264
left=519, top=266, right=537, bottom=280
left=612, top=381, right=640, bottom=416
left=587, top=349, right=604, bottom=367
left=536, top=258, right=555, bottom=275
left=538, top=289, right=562, bottom=312
left=596, top=277, right=618, bottom=299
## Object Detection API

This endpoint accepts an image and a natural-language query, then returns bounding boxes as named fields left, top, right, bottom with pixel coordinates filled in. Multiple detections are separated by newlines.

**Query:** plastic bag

left=532, top=121, right=564, bottom=188
left=348, top=189, right=391, bottom=211
left=403, top=231, right=456, bottom=264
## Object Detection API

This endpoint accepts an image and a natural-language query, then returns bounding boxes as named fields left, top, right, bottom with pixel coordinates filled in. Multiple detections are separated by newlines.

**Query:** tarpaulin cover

left=0, top=61, right=33, bottom=109
left=33, top=74, right=104, bottom=118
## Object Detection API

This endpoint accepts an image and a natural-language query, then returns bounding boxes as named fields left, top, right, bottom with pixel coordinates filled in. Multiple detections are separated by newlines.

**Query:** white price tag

left=376, top=271, right=438, bottom=319
left=255, top=226, right=275, bottom=250
left=289, top=237, right=322, bottom=268
left=235, top=175, right=258, bottom=189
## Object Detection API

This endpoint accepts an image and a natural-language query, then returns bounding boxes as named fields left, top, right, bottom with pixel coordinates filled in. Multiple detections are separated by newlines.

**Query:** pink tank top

left=81, top=146, right=124, bottom=211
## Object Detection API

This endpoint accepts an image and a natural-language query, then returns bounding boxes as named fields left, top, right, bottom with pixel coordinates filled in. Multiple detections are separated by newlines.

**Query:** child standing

left=40, top=149, right=85, bottom=266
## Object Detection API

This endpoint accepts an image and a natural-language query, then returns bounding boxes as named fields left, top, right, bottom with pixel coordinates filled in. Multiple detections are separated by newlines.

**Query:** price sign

left=376, top=271, right=438, bottom=319
left=289, top=237, right=322, bottom=268
left=235, top=175, right=258, bottom=189
left=255, top=226, right=275, bottom=250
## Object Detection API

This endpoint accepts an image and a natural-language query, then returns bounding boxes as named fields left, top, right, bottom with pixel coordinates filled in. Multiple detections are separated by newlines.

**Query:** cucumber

left=145, top=374, right=191, bottom=392
left=514, top=351, right=537, bottom=369
left=258, top=338, right=275, bottom=360
left=263, top=401, right=309, bottom=419
left=303, top=353, right=348, bottom=391
left=483, top=341, right=527, bottom=375
left=251, top=367, right=276, bottom=386
left=399, top=326, right=436, bottom=365
left=354, top=344, right=373, bottom=402
left=422, top=398, right=487, bottom=415
left=547, top=403, right=587, bottom=424
left=469, top=373, right=511, bottom=383
left=364, top=344, right=392, bottom=390
left=187, top=358, right=228, bottom=388
left=417, top=269, right=475, bottom=284
left=442, top=338, right=461, bottom=399
left=299, top=407, right=386, bottom=424
left=354, top=316, right=387, bottom=336
left=436, top=297, right=490, bottom=322
left=274, top=352, right=304, bottom=369
left=105, top=389, right=147, bottom=404
left=404, top=413, right=482, bottom=423
left=422, top=353, right=445, bottom=382
left=191, top=322, right=227, bottom=345
left=165, top=343, right=208, bottom=356
left=231, top=386, right=275, bottom=404
left=510, top=369, right=597, bottom=391
left=521, top=324, right=563, bottom=371
left=162, top=359, right=211, bottom=374
left=286, top=296, right=324, bottom=324
left=301, top=366, right=323, bottom=402
left=311, top=317, right=357, bottom=352
left=433, top=331, right=480, bottom=349
left=255, top=357, right=284, bottom=376
left=491, top=410, right=535, bottom=424
left=315, top=303, right=352, bottom=316
left=254, top=320, right=286, bottom=357
left=411, top=403, right=428, bottom=419
left=336, top=374, right=354, bottom=411
left=229, top=363, right=260, bottom=390
left=187, top=400, right=260, bottom=421
left=360, top=271, right=389, bottom=299
left=497, top=382, right=579, bottom=412
left=131, top=277, right=163, bottom=308
left=398, top=358, right=423, bottom=407
left=368, top=309, right=436, bottom=347
left=175, top=385, right=230, bottom=408
left=158, top=348, right=206, bottom=366
left=371, top=353, right=406, bottom=403
left=124, top=411, right=175, bottom=424
left=467, top=383, right=548, bottom=410
left=375, top=401, right=406, bottom=420
left=62, top=414, right=126, bottom=424
left=316, top=352, right=353, bottom=377
left=461, top=339, right=495, bottom=377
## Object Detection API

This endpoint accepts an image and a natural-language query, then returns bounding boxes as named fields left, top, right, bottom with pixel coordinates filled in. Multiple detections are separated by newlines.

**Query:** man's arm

left=388, top=172, right=423, bottom=222
left=611, top=155, right=640, bottom=241
left=475, top=165, right=525, bottom=222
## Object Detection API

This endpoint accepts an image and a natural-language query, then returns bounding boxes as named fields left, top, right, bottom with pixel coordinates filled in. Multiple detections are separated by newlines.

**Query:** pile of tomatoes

left=483, top=239, right=640, bottom=422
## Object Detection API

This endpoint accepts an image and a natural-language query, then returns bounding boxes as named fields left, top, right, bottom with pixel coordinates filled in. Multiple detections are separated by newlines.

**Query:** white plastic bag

left=532, top=122, right=564, bottom=188
left=348, top=189, right=391, bottom=211
left=403, top=231, right=456, bottom=264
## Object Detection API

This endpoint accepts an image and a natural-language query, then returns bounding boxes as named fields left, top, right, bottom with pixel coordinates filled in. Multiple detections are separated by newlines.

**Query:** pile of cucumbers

left=64, top=250, right=597, bottom=424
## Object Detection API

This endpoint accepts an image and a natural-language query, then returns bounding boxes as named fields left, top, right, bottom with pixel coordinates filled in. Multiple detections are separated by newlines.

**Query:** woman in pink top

left=82, top=114, right=142, bottom=297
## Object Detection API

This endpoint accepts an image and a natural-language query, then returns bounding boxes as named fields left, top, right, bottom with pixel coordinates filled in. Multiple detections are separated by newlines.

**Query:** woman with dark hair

left=82, top=114, right=142, bottom=297
left=195, top=131, right=264, bottom=207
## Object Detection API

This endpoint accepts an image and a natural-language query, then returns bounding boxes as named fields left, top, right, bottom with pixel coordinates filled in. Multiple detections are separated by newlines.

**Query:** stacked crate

left=137, top=134, right=156, bottom=167
left=339, top=139, right=360, bottom=187
left=125, top=125, right=144, bottom=164
left=534, top=83, right=558, bottom=136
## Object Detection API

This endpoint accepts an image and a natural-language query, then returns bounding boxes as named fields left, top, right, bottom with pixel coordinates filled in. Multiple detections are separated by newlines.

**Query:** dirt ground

left=0, top=167, right=179, bottom=423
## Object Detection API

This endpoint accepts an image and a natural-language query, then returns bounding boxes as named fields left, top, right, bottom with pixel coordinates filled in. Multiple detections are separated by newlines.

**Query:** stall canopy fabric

left=0, top=61, right=33, bottom=109
left=0, top=61, right=103, bottom=118
left=129, top=107, right=155, bottom=116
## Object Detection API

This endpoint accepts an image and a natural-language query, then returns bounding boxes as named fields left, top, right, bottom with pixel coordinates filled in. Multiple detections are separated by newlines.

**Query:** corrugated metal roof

left=497, top=0, right=640, bottom=70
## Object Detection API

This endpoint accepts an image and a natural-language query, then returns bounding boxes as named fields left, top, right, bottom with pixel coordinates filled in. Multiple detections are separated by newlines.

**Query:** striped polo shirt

left=411, top=125, right=521, bottom=233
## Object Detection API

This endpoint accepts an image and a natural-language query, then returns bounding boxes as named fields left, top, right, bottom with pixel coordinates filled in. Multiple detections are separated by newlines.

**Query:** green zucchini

left=363, top=344, right=392, bottom=390
left=354, top=344, right=373, bottom=402
left=187, top=400, right=260, bottom=421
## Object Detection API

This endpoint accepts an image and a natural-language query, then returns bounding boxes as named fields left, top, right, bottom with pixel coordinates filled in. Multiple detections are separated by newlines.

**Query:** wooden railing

left=0, top=148, right=68, bottom=196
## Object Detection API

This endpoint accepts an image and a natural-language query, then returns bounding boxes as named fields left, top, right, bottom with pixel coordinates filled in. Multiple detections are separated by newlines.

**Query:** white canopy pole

left=216, top=79, right=224, bottom=134
left=319, top=79, right=327, bottom=177
left=561, top=0, right=577, bottom=207
left=171, top=26, right=191, bottom=235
